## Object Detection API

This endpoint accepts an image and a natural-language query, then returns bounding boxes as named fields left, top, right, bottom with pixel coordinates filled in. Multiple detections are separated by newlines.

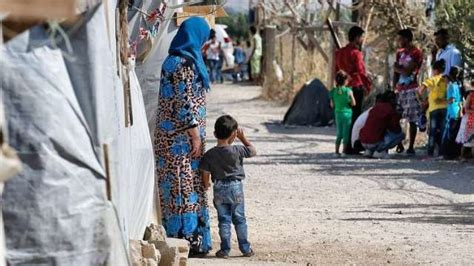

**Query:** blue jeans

left=363, top=131, right=405, bottom=152
left=213, top=180, right=251, bottom=254
left=428, top=109, right=446, bottom=156
left=208, top=59, right=219, bottom=83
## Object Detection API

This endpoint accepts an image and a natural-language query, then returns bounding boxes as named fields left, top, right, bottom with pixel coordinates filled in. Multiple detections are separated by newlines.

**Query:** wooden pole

left=264, top=25, right=276, bottom=78
left=291, top=33, right=296, bottom=90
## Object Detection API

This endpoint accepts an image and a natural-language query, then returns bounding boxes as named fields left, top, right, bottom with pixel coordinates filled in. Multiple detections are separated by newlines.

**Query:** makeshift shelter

left=0, top=0, right=166, bottom=264
left=283, top=78, right=333, bottom=127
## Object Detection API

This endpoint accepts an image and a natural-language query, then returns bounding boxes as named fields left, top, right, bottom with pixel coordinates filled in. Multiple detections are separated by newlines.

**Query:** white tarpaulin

left=128, top=0, right=183, bottom=139
left=1, top=1, right=155, bottom=264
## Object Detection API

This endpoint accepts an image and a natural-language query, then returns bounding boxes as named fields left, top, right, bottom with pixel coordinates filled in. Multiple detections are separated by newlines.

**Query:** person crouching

left=360, top=91, right=405, bottom=159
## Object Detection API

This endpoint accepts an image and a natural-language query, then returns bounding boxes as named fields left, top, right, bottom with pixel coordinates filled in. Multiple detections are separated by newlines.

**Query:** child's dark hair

left=215, top=115, right=238, bottom=139
left=335, top=70, right=349, bottom=86
left=448, top=66, right=461, bottom=82
left=397, top=28, right=414, bottom=42
left=433, top=59, right=445, bottom=73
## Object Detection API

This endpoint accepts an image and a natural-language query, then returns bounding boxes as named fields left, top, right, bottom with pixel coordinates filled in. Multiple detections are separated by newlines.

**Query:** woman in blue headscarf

left=155, top=17, right=212, bottom=256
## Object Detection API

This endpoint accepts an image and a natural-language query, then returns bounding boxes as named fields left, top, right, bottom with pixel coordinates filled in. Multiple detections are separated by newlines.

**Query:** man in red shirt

left=393, top=29, right=423, bottom=156
left=335, top=26, right=371, bottom=153
left=360, top=91, right=405, bottom=158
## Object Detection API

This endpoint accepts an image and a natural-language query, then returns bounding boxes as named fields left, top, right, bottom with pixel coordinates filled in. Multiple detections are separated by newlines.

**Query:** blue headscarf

left=169, top=17, right=211, bottom=89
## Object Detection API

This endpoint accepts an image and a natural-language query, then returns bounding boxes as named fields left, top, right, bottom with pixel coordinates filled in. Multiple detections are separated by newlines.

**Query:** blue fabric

left=234, top=47, right=246, bottom=64
left=428, top=109, right=446, bottom=156
left=363, top=131, right=405, bottom=152
left=213, top=181, right=251, bottom=254
left=446, top=81, right=462, bottom=119
left=169, top=17, right=211, bottom=89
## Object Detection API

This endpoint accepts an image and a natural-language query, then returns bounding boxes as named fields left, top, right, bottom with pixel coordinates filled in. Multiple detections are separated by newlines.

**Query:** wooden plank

left=0, top=0, right=75, bottom=19
left=326, top=18, right=341, bottom=49
left=176, top=12, right=215, bottom=27
left=296, top=35, right=309, bottom=51
left=264, top=25, right=276, bottom=76
left=184, top=4, right=228, bottom=17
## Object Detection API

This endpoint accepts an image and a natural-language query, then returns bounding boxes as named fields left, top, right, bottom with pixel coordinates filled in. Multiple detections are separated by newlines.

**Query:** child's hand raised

left=237, top=128, right=245, bottom=140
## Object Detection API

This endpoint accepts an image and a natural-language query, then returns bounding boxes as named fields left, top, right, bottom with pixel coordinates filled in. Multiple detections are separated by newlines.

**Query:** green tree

left=216, top=12, right=250, bottom=41
left=436, top=0, right=474, bottom=77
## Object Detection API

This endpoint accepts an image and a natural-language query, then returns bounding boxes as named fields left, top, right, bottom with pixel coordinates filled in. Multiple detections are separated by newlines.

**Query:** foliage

left=216, top=12, right=250, bottom=41
left=435, top=0, right=474, bottom=78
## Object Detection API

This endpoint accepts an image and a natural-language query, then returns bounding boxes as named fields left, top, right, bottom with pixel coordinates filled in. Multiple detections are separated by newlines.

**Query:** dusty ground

left=189, top=83, right=474, bottom=266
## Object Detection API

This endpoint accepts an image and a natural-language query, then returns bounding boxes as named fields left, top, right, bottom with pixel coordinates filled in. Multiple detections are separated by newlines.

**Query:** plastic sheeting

left=59, top=2, right=155, bottom=242
left=1, top=1, right=155, bottom=264
left=129, top=0, right=183, bottom=139
left=1, top=40, right=112, bottom=264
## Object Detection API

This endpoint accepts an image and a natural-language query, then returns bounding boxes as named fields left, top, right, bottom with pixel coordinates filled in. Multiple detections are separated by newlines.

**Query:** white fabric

left=207, top=41, right=220, bottom=60
left=436, top=44, right=462, bottom=75
left=351, top=108, right=372, bottom=147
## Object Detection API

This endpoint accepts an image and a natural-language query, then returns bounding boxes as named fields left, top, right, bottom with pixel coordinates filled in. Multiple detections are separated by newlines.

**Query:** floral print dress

left=155, top=55, right=211, bottom=254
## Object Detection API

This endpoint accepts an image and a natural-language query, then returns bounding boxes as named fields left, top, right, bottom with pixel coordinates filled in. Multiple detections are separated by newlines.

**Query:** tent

left=0, top=0, right=183, bottom=263
left=283, top=79, right=334, bottom=126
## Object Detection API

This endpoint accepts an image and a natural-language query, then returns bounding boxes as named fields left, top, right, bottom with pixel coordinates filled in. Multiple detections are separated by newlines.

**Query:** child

left=233, top=41, right=246, bottom=82
left=456, top=81, right=474, bottom=160
left=199, top=115, right=256, bottom=259
left=442, top=66, right=463, bottom=159
left=330, top=70, right=356, bottom=156
left=418, top=59, right=447, bottom=157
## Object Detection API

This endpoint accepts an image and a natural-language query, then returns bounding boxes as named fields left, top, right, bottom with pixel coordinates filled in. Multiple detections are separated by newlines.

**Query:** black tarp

left=283, top=79, right=333, bottom=126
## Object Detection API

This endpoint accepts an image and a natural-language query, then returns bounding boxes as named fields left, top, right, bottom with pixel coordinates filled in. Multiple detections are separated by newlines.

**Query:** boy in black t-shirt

left=200, top=115, right=256, bottom=259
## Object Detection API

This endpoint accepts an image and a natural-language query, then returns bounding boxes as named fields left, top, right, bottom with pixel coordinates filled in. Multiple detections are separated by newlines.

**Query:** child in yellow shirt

left=419, top=60, right=448, bottom=156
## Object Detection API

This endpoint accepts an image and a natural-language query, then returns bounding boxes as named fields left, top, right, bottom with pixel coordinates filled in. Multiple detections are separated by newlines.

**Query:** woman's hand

left=187, top=126, right=201, bottom=158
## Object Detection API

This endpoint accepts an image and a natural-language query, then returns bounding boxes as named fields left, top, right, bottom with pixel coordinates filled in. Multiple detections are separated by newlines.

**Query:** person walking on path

left=154, top=17, right=212, bottom=257
left=393, top=28, right=423, bottom=156
left=207, top=33, right=221, bottom=84
left=249, top=26, right=262, bottom=84
left=200, top=115, right=256, bottom=259
left=330, top=71, right=356, bottom=156
left=335, top=26, right=371, bottom=154
left=434, top=28, right=462, bottom=76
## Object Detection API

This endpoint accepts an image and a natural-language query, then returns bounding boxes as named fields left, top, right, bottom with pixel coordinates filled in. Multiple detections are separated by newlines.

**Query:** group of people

left=155, top=17, right=256, bottom=259
left=202, top=26, right=263, bottom=85
left=331, top=26, right=474, bottom=160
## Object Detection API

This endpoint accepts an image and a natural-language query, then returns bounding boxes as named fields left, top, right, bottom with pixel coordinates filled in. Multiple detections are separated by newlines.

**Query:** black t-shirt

left=200, top=145, right=254, bottom=181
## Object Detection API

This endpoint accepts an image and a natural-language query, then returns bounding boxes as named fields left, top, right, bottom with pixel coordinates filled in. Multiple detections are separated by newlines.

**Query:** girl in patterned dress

left=155, top=17, right=212, bottom=256
left=456, top=84, right=474, bottom=159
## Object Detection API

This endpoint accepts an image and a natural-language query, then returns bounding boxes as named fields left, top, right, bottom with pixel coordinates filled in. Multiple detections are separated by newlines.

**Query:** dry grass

left=263, top=34, right=330, bottom=103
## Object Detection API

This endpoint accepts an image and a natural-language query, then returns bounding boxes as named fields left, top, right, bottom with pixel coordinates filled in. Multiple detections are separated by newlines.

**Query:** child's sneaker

left=243, top=249, right=255, bottom=257
left=216, top=250, right=229, bottom=259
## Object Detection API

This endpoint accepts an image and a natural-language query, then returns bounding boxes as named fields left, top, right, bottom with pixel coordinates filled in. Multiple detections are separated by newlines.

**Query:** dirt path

left=189, top=83, right=474, bottom=265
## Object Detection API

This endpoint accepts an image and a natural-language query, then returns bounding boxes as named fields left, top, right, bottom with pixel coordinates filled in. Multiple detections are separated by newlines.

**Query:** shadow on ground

left=342, top=202, right=474, bottom=226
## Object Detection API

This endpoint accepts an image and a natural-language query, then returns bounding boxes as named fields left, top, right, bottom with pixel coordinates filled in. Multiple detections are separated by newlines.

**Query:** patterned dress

left=155, top=55, right=211, bottom=254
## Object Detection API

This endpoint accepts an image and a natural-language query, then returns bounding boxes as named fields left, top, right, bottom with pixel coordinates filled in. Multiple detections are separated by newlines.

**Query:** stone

left=154, top=238, right=190, bottom=266
left=129, top=240, right=161, bottom=266
left=129, top=240, right=143, bottom=266
left=144, top=224, right=167, bottom=242
left=142, top=241, right=161, bottom=264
